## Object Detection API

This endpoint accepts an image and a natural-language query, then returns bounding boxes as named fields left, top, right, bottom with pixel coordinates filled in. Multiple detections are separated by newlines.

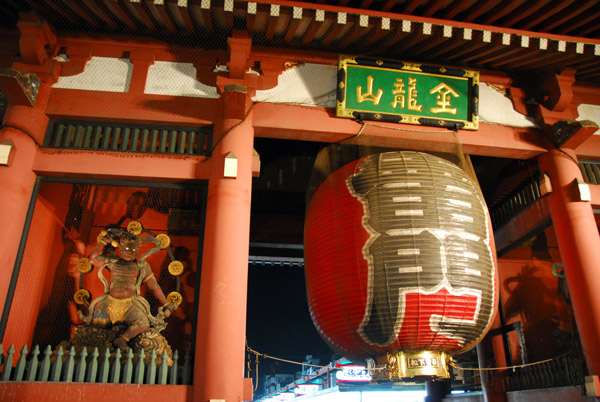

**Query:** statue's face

left=119, top=237, right=140, bottom=261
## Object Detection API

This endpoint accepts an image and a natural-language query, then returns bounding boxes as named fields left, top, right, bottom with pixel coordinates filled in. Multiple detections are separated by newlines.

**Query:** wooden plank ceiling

left=0, top=0, right=598, bottom=85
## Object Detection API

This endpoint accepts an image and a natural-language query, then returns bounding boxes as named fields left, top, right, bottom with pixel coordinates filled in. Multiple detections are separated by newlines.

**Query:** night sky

left=245, top=139, right=338, bottom=393
left=246, top=264, right=335, bottom=389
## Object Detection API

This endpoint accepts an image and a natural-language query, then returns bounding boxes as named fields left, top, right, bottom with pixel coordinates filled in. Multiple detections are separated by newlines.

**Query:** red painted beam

left=252, top=103, right=551, bottom=159
left=42, top=82, right=599, bottom=162
left=32, top=150, right=212, bottom=182
left=46, top=89, right=219, bottom=125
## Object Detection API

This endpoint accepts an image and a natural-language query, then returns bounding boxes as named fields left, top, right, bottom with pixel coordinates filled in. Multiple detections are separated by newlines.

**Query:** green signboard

left=336, top=56, right=479, bottom=130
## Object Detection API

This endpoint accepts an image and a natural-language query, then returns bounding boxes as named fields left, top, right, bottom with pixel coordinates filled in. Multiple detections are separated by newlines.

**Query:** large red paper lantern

left=304, top=151, right=498, bottom=379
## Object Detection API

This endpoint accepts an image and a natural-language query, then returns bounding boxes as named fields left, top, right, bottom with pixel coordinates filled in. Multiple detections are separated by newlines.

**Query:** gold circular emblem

left=168, top=260, right=185, bottom=276
left=376, top=60, right=383, bottom=66
left=76, top=258, right=93, bottom=274
left=167, top=291, right=183, bottom=306
left=97, top=232, right=107, bottom=244
left=374, top=114, right=381, bottom=119
left=74, top=289, right=91, bottom=305
left=127, top=220, right=143, bottom=235
left=339, top=82, right=345, bottom=89
left=111, top=240, right=119, bottom=248
left=156, top=233, right=171, bottom=249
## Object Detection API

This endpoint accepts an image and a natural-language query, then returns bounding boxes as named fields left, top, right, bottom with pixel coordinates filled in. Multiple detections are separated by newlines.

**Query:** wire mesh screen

left=3, top=180, right=204, bottom=355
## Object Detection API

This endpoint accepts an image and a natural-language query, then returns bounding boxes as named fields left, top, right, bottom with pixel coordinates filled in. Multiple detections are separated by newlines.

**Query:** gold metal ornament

left=97, top=232, right=107, bottom=244
left=168, top=260, right=184, bottom=276
left=383, top=351, right=450, bottom=380
left=111, top=240, right=119, bottom=247
left=156, top=233, right=171, bottom=249
left=76, top=258, right=93, bottom=274
left=387, top=352, right=400, bottom=379
left=127, top=220, right=143, bottom=235
left=167, top=291, right=183, bottom=306
left=74, top=289, right=91, bottom=305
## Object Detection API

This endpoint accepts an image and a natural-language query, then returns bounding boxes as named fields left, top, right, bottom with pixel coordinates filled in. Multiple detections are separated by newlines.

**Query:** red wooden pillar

left=193, top=86, right=254, bottom=402
left=0, top=82, right=50, bottom=321
left=538, top=148, right=600, bottom=375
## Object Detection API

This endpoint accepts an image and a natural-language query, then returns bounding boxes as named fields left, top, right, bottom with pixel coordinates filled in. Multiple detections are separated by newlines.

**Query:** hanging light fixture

left=304, top=151, right=498, bottom=380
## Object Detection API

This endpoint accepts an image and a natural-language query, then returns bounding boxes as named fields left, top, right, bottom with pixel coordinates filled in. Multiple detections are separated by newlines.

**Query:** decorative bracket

left=227, top=32, right=252, bottom=79
left=0, top=68, right=40, bottom=106
left=17, top=14, right=57, bottom=66
left=542, top=69, right=576, bottom=112
left=549, top=119, right=598, bottom=149
left=216, top=32, right=286, bottom=93
left=11, top=14, right=61, bottom=85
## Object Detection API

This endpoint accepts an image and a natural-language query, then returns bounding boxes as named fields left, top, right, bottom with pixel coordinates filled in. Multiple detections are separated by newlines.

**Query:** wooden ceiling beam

left=499, top=0, right=551, bottom=26
left=124, top=1, right=159, bottom=32
left=493, top=48, right=544, bottom=69
left=61, top=0, right=99, bottom=26
left=349, top=18, right=395, bottom=52
left=245, top=1, right=257, bottom=33
left=265, top=7, right=285, bottom=41
left=168, top=1, right=196, bottom=33
left=102, top=0, right=138, bottom=30
left=190, top=2, right=213, bottom=34
left=301, top=11, right=327, bottom=46
left=462, top=0, right=502, bottom=23
left=534, top=2, right=598, bottom=34
left=441, top=0, right=475, bottom=20
left=557, top=11, right=600, bottom=36
left=467, top=46, right=525, bottom=66
left=401, top=0, right=421, bottom=15
left=24, top=0, right=79, bottom=26
left=320, top=15, right=348, bottom=47
left=283, top=10, right=304, bottom=43
left=571, top=15, right=600, bottom=37
left=144, top=0, right=176, bottom=32
left=336, top=15, right=370, bottom=48
left=519, top=0, right=575, bottom=31
left=435, top=30, right=490, bottom=60
left=413, top=36, right=468, bottom=62
left=381, top=0, right=400, bottom=13
left=480, top=0, right=526, bottom=25
left=82, top=0, right=120, bottom=30
left=398, top=24, right=446, bottom=58
left=423, top=0, right=450, bottom=18
left=520, top=52, right=584, bottom=71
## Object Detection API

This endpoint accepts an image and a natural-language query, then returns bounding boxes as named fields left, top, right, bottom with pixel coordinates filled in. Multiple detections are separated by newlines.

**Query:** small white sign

left=295, top=383, right=319, bottom=395
left=336, top=365, right=372, bottom=382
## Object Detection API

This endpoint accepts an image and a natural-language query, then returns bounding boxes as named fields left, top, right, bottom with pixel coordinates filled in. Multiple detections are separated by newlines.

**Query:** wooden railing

left=43, top=120, right=213, bottom=156
left=0, top=344, right=193, bottom=385
left=505, top=348, right=586, bottom=392
left=579, top=160, right=600, bottom=185
left=491, top=160, right=600, bottom=231
left=489, top=178, right=543, bottom=230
